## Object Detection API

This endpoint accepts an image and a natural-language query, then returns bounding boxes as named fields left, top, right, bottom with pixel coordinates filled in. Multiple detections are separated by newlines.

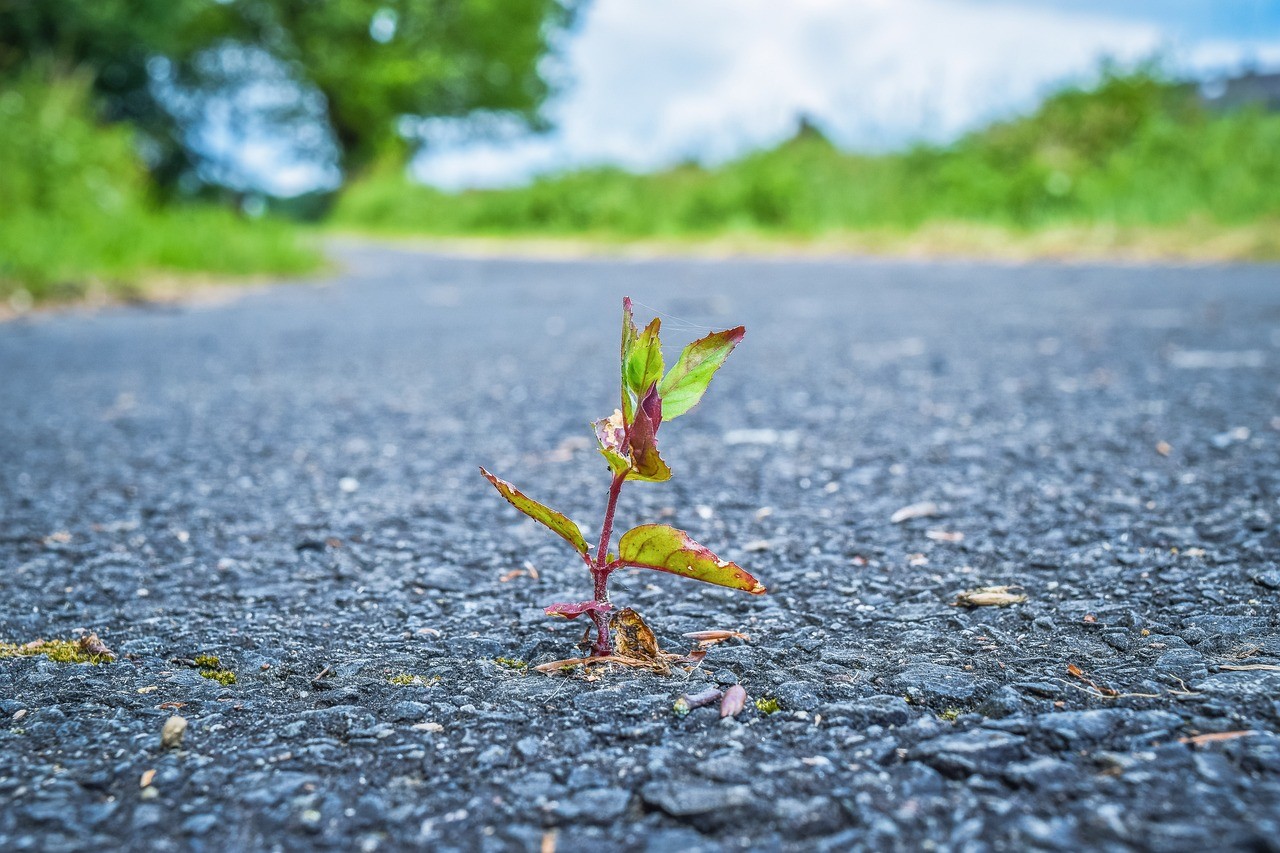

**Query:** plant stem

left=589, top=469, right=628, bottom=655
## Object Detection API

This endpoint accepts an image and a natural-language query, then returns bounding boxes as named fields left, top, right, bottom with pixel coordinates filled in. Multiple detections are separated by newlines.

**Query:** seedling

left=481, top=298, right=765, bottom=657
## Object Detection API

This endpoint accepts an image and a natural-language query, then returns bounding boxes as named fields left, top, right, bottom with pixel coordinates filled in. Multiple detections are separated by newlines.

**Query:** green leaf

left=628, top=445, right=671, bottom=482
left=617, top=524, right=765, bottom=593
left=658, top=326, right=745, bottom=420
left=620, top=298, right=639, bottom=421
left=599, top=447, right=631, bottom=476
left=625, top=317, right=664, bottom=397
left=479, top=467, right=590, bottom=555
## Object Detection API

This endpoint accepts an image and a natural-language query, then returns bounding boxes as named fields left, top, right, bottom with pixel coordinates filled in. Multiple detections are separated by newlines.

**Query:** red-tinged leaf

left=545, top=601, right=612, bottom=619
left=617, top=524, right=766, bottom=593
left=720, top=684, right=747, bottom=717
left=479, top=467, right=590, bottom=555
left=625, top=317, right=664, bottom=397
left=658, top=326, right=745, bottom=420
left=628, top=383, right=661, bottom=454
left=626, top=383, right=669, bottom=480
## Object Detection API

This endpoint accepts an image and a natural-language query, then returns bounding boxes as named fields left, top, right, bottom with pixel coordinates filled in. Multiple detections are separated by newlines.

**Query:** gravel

left=1, top=244, right=1278, bottom=850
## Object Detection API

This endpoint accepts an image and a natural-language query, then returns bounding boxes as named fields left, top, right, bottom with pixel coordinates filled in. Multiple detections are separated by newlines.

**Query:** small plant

left=481, top=298, right=765, bottom=657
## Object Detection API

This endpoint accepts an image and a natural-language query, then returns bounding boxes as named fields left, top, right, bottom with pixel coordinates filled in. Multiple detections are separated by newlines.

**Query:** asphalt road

left=1, top=244, right=1278, bottom=852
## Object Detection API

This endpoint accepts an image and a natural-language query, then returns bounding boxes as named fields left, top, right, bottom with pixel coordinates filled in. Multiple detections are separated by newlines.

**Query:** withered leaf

left=79, top=633, right=116, bottom=661
left=682, top=629, right=751, bottom=645
left=610, top=608, right=663, bottom=665
left=891, top=501, right=939, bottom=524
left=720, top=684, right=747, bottom=718
left=673, top=686, right=723, bottom=715
left=954, top=586, right=1026, bottom=608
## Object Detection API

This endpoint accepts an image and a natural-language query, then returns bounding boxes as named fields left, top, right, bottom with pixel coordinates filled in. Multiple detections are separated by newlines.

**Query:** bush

left=0, top=71, right=318, bottom=303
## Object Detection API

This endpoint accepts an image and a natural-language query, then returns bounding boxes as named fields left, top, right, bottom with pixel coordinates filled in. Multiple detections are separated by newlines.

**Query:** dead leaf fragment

left=891, top=501, right=939, bottom=524
left=742, top=539, right=771, bottom=552
left=925, top=530, right=964, bottom=543
left=1219, top=664, right=1280, bottom=672
left=1065, top=664, right=1118, bottom=697
left=1178, top=730, right=1258, bottom=746
left=681, top=629, right=750, bottom=645
left=954, top=586, right=1026, bottom=607
left=1155, top=441, right=1172, bottom=457
left=720, top=684, right=747, bottom=718
left=161, top=715, right=188, bottom=749
left=611, top=608, right=663, bottom=669
left=140, top=769, right=156, bottom=788
left=411, top=722, right=444, bottom=733
left=674, top=687, right=723, bottom=715
left=79, top=633, right=116, bottom=661
left=137, top=686, right=159, bottom=694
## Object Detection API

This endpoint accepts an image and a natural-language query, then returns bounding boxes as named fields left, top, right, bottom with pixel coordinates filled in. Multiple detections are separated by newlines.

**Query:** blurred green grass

left=1, top=72, right=320, bottom=306
left=334, top=70, right=1280, bottom=261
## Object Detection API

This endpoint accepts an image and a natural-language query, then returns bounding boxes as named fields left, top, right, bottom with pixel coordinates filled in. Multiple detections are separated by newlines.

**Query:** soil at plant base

left=1, top=243, right=1278, bottom=852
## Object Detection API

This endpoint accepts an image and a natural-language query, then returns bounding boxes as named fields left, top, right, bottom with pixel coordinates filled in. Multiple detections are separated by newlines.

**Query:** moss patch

left=192, top=654, right=236, bottom=685
left=754, top=697, right=781, bottom=715
left=387, top=673, right=438, bottom=686
left=494, top=657, right=528, bottom=672
left=0, top=636, right=115, bottom=665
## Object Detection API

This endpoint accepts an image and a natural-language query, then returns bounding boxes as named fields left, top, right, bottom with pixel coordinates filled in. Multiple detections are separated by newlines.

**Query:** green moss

left=198, top=668, right=237, bottom=686
left=754, top=697, right=781, bottom=715
left=388, top=673, right=438, bottom=686
left=939, top=707, right=962, bottom=722
left=494, top=657, right=528, bottom=672
left=0, top=638, right=113, bottom=665
left=192, top=654, right=235, bottom=685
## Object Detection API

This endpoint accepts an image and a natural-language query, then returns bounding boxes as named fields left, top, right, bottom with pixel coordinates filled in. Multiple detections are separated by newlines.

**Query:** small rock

left=821, top=695, right=914, bottom=728
left=552, top=788, right=631, bottom=824
left=1037, top=710, right=1123, bottom=747
left=161, top=716, right=188, bottom=749
left=892, top=664, right=979, bottom=703
left=911, top=729, right=1026, bottom=777
left=641, top=781, right=754, bottom=830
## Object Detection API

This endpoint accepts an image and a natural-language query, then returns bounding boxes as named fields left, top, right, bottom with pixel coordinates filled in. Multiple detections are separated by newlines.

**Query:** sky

left=406, top=0, right=1280, bottom=191
left=215, top=0, right=1280, bottom=194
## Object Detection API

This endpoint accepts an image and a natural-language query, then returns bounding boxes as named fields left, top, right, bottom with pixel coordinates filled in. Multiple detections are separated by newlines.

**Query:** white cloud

left=413, top=0, right=1280, bottom=189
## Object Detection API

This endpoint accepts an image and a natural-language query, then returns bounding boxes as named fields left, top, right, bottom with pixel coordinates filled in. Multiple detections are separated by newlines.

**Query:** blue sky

left=407, top=0, right=1280, bottom=190
left=224, top=1, right=1280, bottom=194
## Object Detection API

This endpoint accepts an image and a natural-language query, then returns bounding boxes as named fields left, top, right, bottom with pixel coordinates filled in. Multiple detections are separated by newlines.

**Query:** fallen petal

left=720, top=684, right=747, bottom=718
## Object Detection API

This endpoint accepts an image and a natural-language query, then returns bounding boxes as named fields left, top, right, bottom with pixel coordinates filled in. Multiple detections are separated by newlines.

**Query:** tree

left=0, top=0, right=577, bottom=190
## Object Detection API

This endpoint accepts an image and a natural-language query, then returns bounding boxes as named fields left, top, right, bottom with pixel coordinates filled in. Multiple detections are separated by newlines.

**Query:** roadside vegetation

left=334, top=70, right=1280, bottom=261
left=0, top=72, right=319, bottom=307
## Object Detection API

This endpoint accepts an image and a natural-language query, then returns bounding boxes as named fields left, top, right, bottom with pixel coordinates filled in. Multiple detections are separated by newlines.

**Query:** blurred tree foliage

left=0, top=0, right=576, bottom=190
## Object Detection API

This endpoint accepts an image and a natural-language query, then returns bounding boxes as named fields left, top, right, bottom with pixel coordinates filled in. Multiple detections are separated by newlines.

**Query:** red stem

left=588, top=468, right=628, bottom=655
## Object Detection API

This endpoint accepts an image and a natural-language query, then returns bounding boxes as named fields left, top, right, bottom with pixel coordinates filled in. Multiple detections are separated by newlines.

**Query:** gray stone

left=821, top=695, right=914, bottom=728
left=1037, top=710, right=1124, bottom=747
left=551, top=788, right=631, bottom=824
left=641, top=781, right=755, bottom=829
left=911, top=729, right=1026, bottom=777
left=891, top=664, right=979, bottom=703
